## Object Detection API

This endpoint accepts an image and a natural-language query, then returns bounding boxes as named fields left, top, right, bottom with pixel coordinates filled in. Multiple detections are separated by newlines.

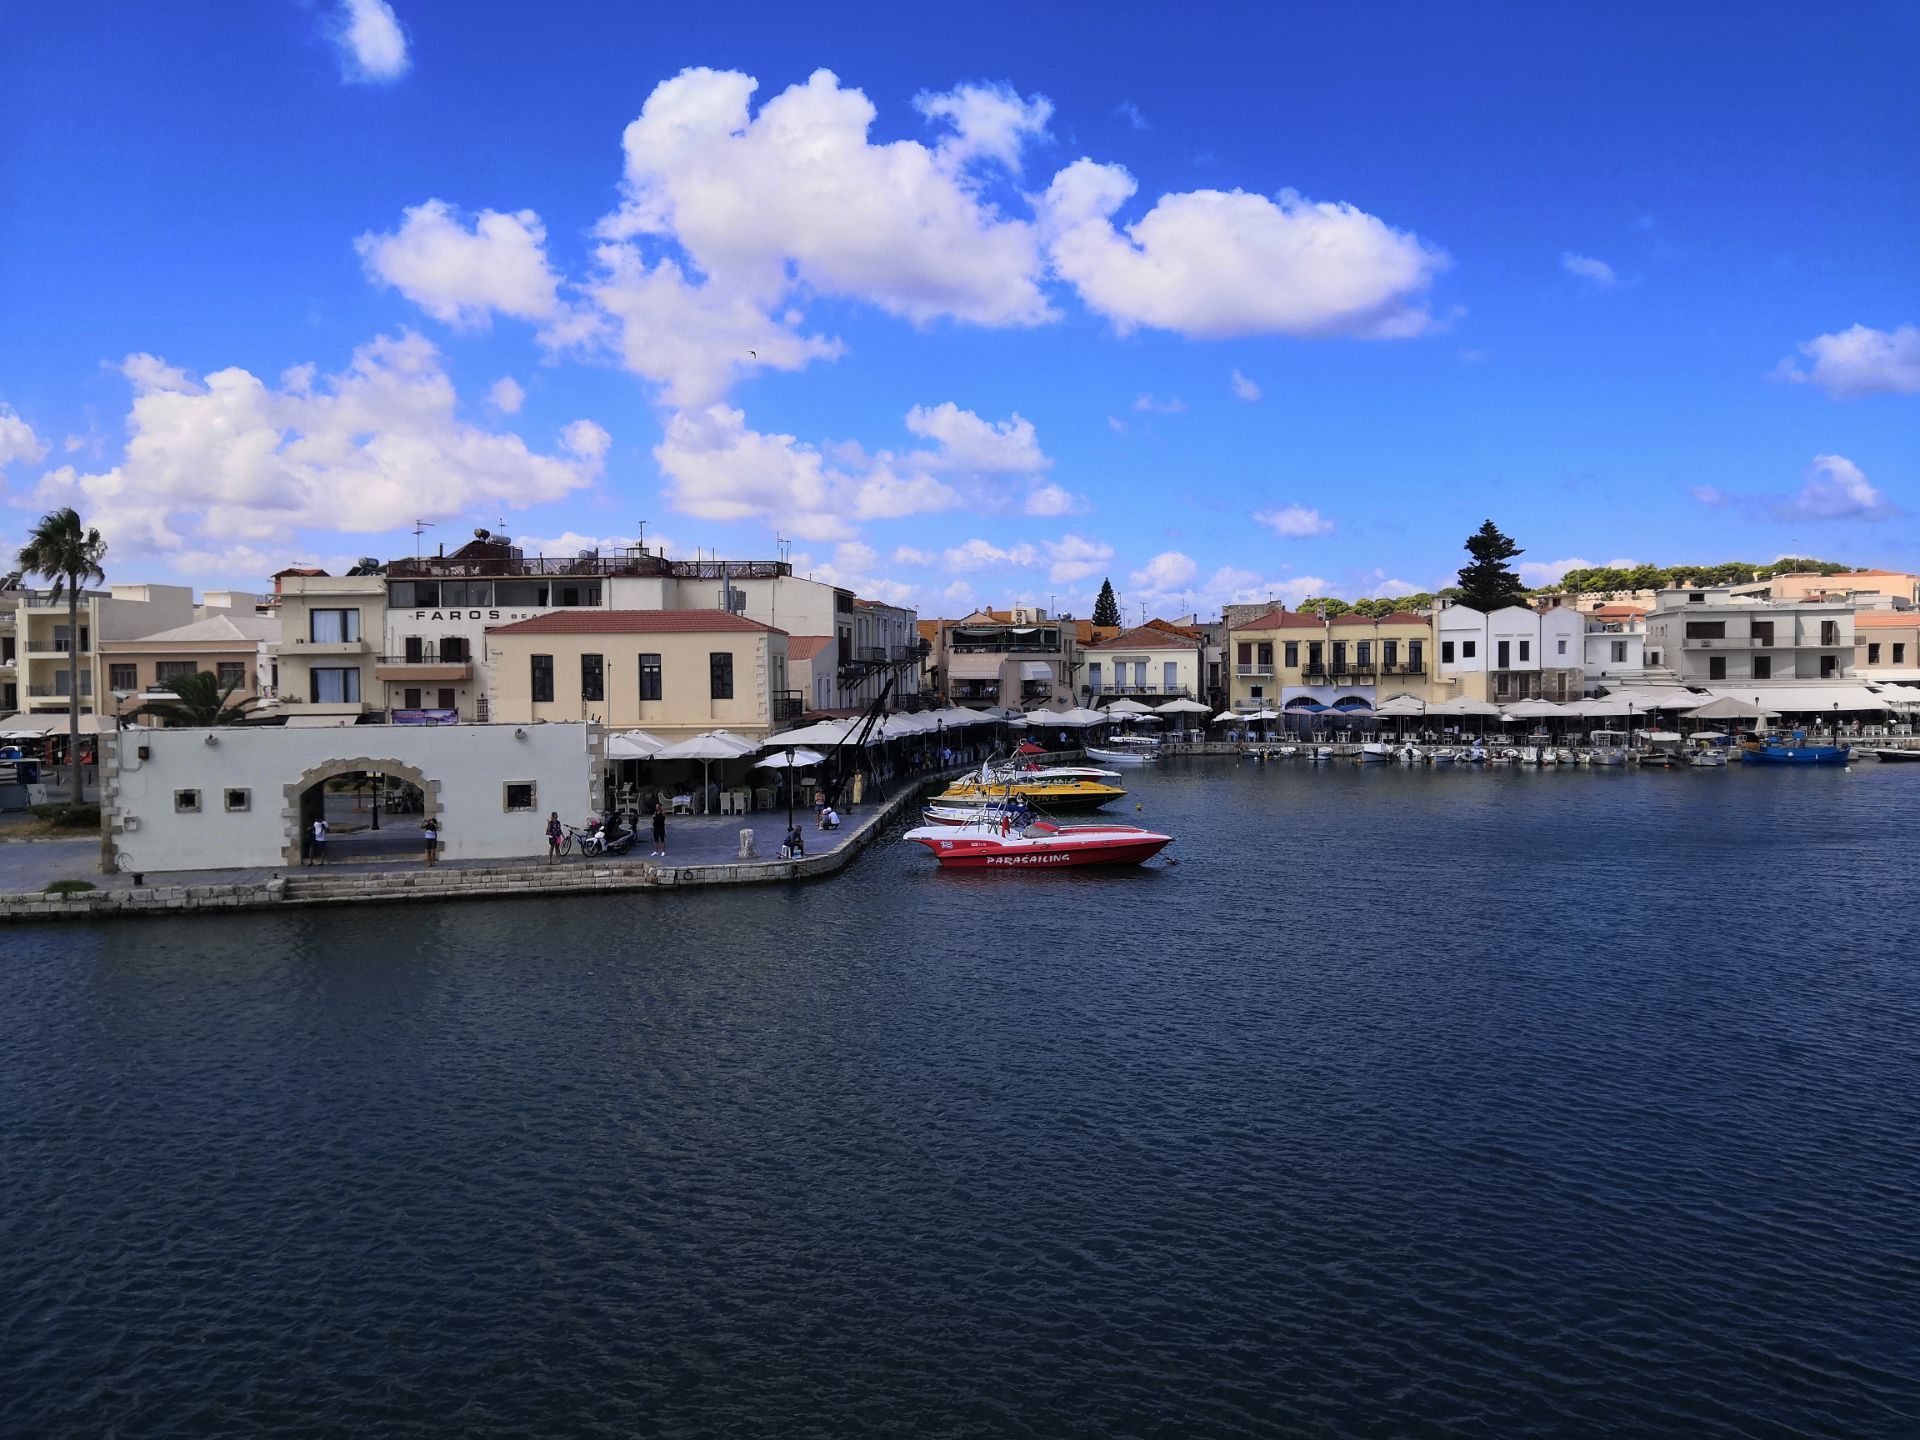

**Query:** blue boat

left=1740, top=731, right=1850, bottom=766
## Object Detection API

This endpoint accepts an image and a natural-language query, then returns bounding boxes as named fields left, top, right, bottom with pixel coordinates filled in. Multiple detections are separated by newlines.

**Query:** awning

left=1019, top=661, right=1053, bottom=680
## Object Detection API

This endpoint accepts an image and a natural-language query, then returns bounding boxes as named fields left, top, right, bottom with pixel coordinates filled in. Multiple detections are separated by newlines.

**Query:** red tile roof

left=787, top=634, right=834, bottom=660
left=1590, top=604, right=1648, bottom=618
left=1853, top=611, right=1919, bottom=629
left=1086, top=624, right=1194, bottom=650
left=487, top=608, right=782, bottom=635
left=1232, top=608, right=1325, bottom=631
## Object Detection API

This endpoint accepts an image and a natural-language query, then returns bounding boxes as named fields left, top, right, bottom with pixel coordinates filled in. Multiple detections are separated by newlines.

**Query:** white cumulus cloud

left=28, top=332, right=604, bottom=560
left=489, top=377, right=526, bottom=413
left=1254, top=504, right=1335, bottom=538
left=1046, top=533, right=1113, bottom=584
left=356, top=200, right=563, bottom=327
left=0, top=403, right=48, bottom=467
left=1561, top=252, right=1618, bottom=286
left=912, top=81, right=1053, bottom=173
left=1042, top=159, right=1446, bottom=339
left=600, top=67, right=1054, bottom=329
left=1229, top=369, right=1262, bottom=402
left=904, top=402, right=1049, bottom=472
left=1782, top=454, right=1893, bottom=520
left=1517, top=557, right=1592, bottom=587
left=330, top=0, right=410, bottom=84
left=1129, top=550, right=1197, bottom=592
left=1774, top=323, right=1920, bottom=398
left=943, top=538, right=1039, bottom=571
left=1023, top=482, right=1087, bottom=517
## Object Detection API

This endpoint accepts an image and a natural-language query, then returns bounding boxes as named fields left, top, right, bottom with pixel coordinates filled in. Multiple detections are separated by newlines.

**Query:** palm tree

left=132, top=670, right=259, bottom=727
left=16, top=508, right=107, bottom=795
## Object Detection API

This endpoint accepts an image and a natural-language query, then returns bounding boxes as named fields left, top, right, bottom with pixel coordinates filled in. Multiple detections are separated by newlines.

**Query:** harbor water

left=4, top=759, right=1917, bottom=1438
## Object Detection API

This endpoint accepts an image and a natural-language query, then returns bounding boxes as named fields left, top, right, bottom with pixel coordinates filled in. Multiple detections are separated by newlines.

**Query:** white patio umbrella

left=754, top=747, right=827, bottom=769
left=1432, top=696, right=1503, bottom=718
left=1101, top=698, right=1155, bottom=715
left=606, top=729, right=668, bottom=759
left=1210, top=709, right=1240, bottom=723
left=762, top=719, right=878, bottom=748
left=1155, top=697, right=1212, bottom=715
left=1500, top=700, right=1567, bottom=720
left=656, top=730, right=759, bottom=813
left=1677, top=695, right=1775, bottom=721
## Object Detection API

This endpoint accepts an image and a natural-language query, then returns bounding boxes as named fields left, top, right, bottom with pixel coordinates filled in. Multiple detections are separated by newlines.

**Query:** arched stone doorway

left=283, top=757, right=439, bottom=868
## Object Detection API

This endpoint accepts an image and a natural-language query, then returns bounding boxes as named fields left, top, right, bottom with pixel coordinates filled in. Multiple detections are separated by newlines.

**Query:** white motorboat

left=1086, top=743, right=1160, bottom=766
left=1359, top=742, right=1396, bottom=762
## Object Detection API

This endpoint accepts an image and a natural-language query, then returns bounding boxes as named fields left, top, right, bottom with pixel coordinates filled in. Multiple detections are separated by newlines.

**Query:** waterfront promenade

left=0, top=770, right=965, bottom=923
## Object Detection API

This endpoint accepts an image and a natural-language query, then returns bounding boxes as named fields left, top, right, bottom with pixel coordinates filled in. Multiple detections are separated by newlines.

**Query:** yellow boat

left=937, top=765, right=1127, bottom=812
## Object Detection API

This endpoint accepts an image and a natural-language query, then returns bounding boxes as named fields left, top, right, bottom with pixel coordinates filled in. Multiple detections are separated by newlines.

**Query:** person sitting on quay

left=819, top=805, right=841, bottom=831
left=781, top=825, right=806, bottom=860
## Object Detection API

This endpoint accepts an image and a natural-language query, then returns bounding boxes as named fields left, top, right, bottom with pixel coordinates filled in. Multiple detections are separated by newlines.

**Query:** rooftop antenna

left=636, top=519, right=647, bottom=554
left=411, top=518, right=436, bottom=559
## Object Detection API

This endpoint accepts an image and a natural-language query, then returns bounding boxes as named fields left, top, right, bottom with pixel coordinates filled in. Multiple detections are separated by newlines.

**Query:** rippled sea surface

left=5, top=759, right=1919, bottom=1438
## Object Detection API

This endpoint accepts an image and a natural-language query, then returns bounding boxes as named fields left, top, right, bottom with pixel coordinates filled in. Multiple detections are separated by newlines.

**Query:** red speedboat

left=903, top=815, right=1173, bottom=869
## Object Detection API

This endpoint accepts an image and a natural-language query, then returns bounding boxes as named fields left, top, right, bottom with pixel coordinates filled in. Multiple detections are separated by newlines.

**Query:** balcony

left=1236, top=663, right=1274, bottom=678
left=1381, top=662, right=1427, bottom=676
left=373, top=653, right=473, bottom=683
left=285, top=636, right=372, bottom=656
left=27, top=683, right=91, bottom=698
left=25, top=639, right=89, bottom=654
left=950, top=681, right=1001, bottom=702
left=772, top=690, right=805, bottom=724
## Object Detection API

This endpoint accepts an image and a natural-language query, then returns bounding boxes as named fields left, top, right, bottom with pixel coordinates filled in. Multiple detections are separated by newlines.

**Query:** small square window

left=503, top=780, right=536, bottom=812
left=173, top=789, right=201, bottom=814
left=224, top=788, right=250, bottom=813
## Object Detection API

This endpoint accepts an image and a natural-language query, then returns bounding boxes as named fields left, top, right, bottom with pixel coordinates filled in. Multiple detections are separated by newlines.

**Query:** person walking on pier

left=308, top=816, right=327, bottom=866
left=422, top=817, right=440, bottom=867
left=650, top=800, right=667, bottom=857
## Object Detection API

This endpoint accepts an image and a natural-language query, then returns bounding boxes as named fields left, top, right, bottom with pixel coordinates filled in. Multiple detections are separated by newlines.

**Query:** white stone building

left=103, top=721, right=597, bottom=873
left=1642, top=586, right=1855, bottom=685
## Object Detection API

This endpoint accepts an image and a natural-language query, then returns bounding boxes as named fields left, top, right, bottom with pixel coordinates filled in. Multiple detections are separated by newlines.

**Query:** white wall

left=105, top=722, right=597, bottom=872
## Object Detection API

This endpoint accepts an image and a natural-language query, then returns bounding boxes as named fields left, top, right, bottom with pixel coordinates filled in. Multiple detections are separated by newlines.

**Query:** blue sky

left=2, top=2, right=1916, bottom=617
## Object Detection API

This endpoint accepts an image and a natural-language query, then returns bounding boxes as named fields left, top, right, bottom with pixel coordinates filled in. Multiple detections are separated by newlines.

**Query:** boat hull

left=1741, top=745, right=1850, bottom=766
left=905, top=822, right=1172, bottom=868
left=1085, top=746, right=1159, bottom=766
left=1871, top=748, right=1920, bottom=763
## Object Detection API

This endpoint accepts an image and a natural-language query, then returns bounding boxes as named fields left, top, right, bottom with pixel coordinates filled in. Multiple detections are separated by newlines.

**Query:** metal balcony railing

left=25, top=640, right=89, bottom=654
left=772, top=690, right=805, bottom=723
left=1236, top=663, right=1274, bottom=677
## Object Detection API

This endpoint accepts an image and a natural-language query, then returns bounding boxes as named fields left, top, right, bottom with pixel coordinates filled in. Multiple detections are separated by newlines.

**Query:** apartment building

left=938, top=608, right=1079, bottom=709
left=1433, top=602, right=1584, bottom=703
left=1582, top=605, right=1647, bottom=692
left=1643, top=586, right=1854, bottom=685
left=1084, top=624, right=1203, bottom=702
left=485, top=610, right=791, bottom=741
left=0, top=582, right=195, bottom=718
left=1733, top=569, right=1920, bottom=607
left=272, top=574, right=387, bottom=720
left=1226, top=608, right=1435, bottom=712
left=1854, top=611, right=1920, bottom=681
left=373, top=533, right=906, bottom=722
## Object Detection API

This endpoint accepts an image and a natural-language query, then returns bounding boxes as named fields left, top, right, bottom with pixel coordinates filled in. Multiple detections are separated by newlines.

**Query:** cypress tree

left=1092, top=577, right=1121, bottom=627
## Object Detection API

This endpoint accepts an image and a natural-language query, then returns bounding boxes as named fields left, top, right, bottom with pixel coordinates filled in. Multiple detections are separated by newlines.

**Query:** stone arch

left=281, top=756, right=440, bottom=868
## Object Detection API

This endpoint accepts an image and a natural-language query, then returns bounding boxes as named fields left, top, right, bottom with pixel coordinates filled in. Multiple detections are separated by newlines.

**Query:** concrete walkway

left=0, top=782, right=913, bottom=895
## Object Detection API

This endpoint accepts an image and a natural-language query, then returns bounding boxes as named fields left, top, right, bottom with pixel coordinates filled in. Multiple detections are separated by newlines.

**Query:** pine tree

left=1092, top=577, right=1121, bottom=627
left=1455, top=520, right=1528, bottom=611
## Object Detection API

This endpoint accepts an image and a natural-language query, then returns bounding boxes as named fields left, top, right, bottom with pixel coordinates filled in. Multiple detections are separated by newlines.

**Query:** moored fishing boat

left=1740, top=731, right=1850, bottom=766
left=1358, top=741, right=1396, bottom=762
left=1870, top=747, right=1920, bottom=763
left=903, top=813, right=1173, bottom=868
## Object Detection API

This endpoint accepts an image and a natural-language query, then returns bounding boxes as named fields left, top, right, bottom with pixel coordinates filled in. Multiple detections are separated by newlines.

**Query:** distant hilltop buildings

left=4, top=533, right=1917, bottom=738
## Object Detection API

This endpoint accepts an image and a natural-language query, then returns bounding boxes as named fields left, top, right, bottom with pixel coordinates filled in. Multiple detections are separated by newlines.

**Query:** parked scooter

left=576, top=815, right=638, bottom=857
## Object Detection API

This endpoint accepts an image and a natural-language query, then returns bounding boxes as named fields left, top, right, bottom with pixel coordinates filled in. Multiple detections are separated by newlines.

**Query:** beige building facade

left=270, top=574, right=387, bottom=719
left=485, top=609, right=791, bottom=741
left=1, top=582, right=196, bottom=718
left=101, top=613, right=279, bottom=716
